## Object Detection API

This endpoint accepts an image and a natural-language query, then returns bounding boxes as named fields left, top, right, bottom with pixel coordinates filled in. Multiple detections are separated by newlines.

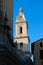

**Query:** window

left=20, top=42, right=23, bottom=47
left=20, top=27, right=22, bottom=33
left=40, top=50, right=43, bottom=59
left=40, top=42, right=43, bottom=47
left=20, top=43, right=23, bottom=50
left=40, top=42, right=42, bottom=47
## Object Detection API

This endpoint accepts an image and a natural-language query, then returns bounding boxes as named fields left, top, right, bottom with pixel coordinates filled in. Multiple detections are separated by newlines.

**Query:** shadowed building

left=0, top=0, right=13, bottom=44
left=31, top=38, right=43, bottom=65
left=0, top=0, right=13, bottom=36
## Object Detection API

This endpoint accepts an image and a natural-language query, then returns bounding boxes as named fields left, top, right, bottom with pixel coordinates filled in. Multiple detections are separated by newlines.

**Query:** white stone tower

left=14, top=8, right=30, bottom=53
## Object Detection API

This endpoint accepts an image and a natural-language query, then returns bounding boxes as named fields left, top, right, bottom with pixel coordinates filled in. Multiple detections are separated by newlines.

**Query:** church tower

left=14, top=8, right=30, bottom=53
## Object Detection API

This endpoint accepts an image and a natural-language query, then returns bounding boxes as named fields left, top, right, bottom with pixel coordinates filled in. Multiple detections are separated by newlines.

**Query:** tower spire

left=16, top=8, right=26, bottom=22
left=19, top=8, right=23, bottom=13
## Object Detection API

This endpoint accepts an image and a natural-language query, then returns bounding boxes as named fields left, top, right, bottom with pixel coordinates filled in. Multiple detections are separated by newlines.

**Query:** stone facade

left=14, top=8, right=30, bottom=53
left=1, top=0, right=13, bottom=36
left=31, top=38, right=43, bottom=65
left=0, top=0, right=13, bottom=44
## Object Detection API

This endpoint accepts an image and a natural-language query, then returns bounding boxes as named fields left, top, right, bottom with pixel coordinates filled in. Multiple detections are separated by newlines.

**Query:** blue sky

left=13, top=0, right=43, bottom=43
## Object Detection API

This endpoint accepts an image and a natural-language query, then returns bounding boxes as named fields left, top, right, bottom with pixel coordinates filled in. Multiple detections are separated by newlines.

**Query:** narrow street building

left=31, top=38, right=43, bottom=65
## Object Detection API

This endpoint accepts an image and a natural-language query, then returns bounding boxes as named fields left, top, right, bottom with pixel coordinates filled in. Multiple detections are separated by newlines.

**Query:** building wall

left=32, top=38, right=43, bottom=65
left=15, top=37, right=29, bottom=44
left=0, top=0, right=14, bottom=44
left=3, top=0, right=14, bottom=36
left=16, top=22, right=28, bottom=37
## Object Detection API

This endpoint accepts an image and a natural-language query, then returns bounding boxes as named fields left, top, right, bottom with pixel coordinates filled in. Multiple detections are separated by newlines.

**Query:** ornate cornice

left=14, top=36, right=30, bottom=42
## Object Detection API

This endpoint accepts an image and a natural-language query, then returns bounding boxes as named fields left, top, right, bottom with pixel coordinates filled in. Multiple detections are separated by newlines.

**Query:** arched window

left=20, top=42, right=23, bottom=47
left=20, top=27, right=22, bottom=33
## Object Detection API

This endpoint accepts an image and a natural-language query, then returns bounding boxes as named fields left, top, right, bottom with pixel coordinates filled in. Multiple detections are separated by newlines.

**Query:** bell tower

left=14, top=8, right=30, bottom=53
